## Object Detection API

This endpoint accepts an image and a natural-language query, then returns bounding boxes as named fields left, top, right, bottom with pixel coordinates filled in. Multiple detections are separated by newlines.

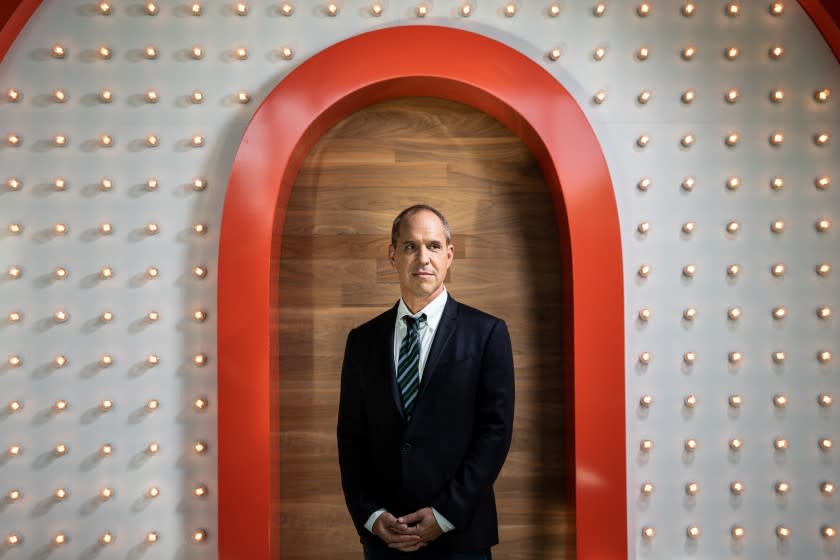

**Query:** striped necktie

left=397, top=314, right=426, bottom=419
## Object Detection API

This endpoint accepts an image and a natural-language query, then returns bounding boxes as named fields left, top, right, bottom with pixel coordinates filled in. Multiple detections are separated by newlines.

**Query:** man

left=337, top=205, right=515, bottom=559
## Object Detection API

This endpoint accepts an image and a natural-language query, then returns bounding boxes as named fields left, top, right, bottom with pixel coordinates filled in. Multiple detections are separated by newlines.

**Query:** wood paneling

left=274, top=97, right=574, bottom=559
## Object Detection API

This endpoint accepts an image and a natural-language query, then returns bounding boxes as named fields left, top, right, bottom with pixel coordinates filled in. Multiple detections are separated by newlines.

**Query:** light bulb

left=771, top=263, right=785, bottom=277
left=815, top=132, right=831, bottom=146
left=280, top=47, right=294, bottom=60
left=191, top=91, right=204, bottom=104
left=327, top=2, right=339, bottom=16
left=503, top=3, right=516, bottom=17
left=639, top=394, right=654, bottom=408
left=52, top=89, right=67, bottom=102
left=7, top=488, right=22, bottom=500
left=770, top=88, right=784, bottom=103
left=637, top=3, right=651, bottom=16
left=771, top=220, right=785, bottom=234
left=100, top=443, right=113, bottom=456
left=6, top=177, right=21, bottom=191
left=54, top=310, right=68, bottom=323
left=99, top=1, right=112, bottom=14
left=681, top=89, right=695, bottom=104
left=146, top=399, right=160, bottom=411
left=147, top=442, right=160, bottom=454
left=637, top=47, right=650, bottom=61
left=729, top=394, right=743, bottom=408
left=54, top=267, right=68, bottom=280
left=194, top=223, right=207, bottom=234
left=686, top=525, right=700, bottom=539
left=638, top=352, right=652, bottom=365
left=100, top=532, right=114, bottom=545
left=53, top=134, right=68, bottom=147
left=730, top=481, right=744, bottom=495
left=6, top=88, right=21, bottom=102
left=683, top=307, right=697, bottom=320
left=637, top=222, right=650, bottom=234
left=637, top=178, right=651, bottom=191
left=637, top=90, right=651, bottom=104
left=772, top=351, right=786, bottom=364
left=593, top=47, right=606, bottom=61
left=637, top=134, right=650, bottom=148
left=53, top=177, right=67, bottom=191
left=236, top=2, right=248, bottom=15
left=820, top=481, right=835, bottom=495
left=685, top=481, right=699, bottom=495
left=371, top=2, right=383, bottom=16
left=683, top=351, right=696, bottom=364
left=147, top=266, right=159, bottom=278
left=681, top=134, right=695, bottom=147
left=7, top=400, right=22, bottom=412
left=683, top=264, right=696, bottom=277
left=146, top=134, right=159, bottom=147
left=194, top=440, right=208, bottom=454
left=817, top=306, right=831, bottom=319
left=775, top=482, right=790, bottom=495
left=100, top=399, right=113, bottom=411
left=100, top=354, right=113, bottom=367
left=193, top=266, right=207, bottom=278
left=681, top=222, right=695, bottom=234
left=725, top=88, right=739, bottom=103
left=191, top=46, right=204, bottom=60
left=7, top=311, right=22, bottom=323
left=682, top=46, right=696, bottom=60
left=191, top=2, right=202, bottom=15
left=54, top=399, right=68, bottom=412
left=727, top=307, right=742, bottom=321
left=194, top=484, right=209, bottom=497
left=816, top=263, right=831, bottom=276
left=7, top=443, right=22, bottom=456
left=193, top=353, right=207, bottom=366
left=682, top=3, right=695, bottom=16
left=51, top=44, right=66, bottom=58
left=725, top=133, right=739, bottom=147
left=816, top=219, right=832, bottom=232
left=280, top=2, right=294, bottom=16
left=191, top=135, right=204, bottom=147
left=726, top=176, right=740, bottom=189
left=100, top=223, right=113, bottom=235
left=770, top=131, right=785, bottom=146
left=548, top=48, right=562, bottom=61
left=726, top=221, right=740, bottom=234
left=593, top=90, right=607, bottom=104
left=192, top=529, right=208, bottom=543
left=639, top=439, right=653, bottom=452
left=682, top=177, right=696, bottom=191
left=819, top=438, right=833, bottom=450
left=816, top=88, right=831, bottom=102
left=684, top=438, right=697, bottom=452
left=731, top=526, right=745, bottom=539
left=729, top=351, right=742, bottom=364
left=459, top=3, right=471, bottom=17
left=640, top=482, right=654, bottom=495
left=53, top=532, right=67, bottom=546
left=99, top=134, right=113, bottom=147
left=776, top=526, right=791, bottom=540
left=146, top=354, right=160, bottom=366
left=7, top=265, right=22, bottom=279
left=147, top=486, right=160, bottom=498
left=145, top=2, right=158, bottom=15
left=638, top=308, right=651, bottom=321
left=235, top=47, right=248, bottom=60
left=770, top=2, right=784, bottom=16
left=194, top=396, right=208, bottom=410
left=769, top=46, right=784, bottom=59
left=816, top=176, right=831, bottom=190
left=146, top=532, right=159, bottom=544
left=729, top=438, right=743, bottom=450
left=549, top=4, right=560, bottom=17
left=822, top=526, right=837, bottom=539
left=98, top=45, right=112, bottom=59
left=725, top=46, right=739, bottom=60
left=593, top=3, right=606, bottom=16
left=774, top=438, right=788, bottom=451
left=99, top=89, right=112, bottom=103
left=6, top=133, right=22, bottom=146
left=726, top=2, right=739, bottom=16
left=144, top=45, right=158, bottom=59
left=237, top=91, right=250, bottom=103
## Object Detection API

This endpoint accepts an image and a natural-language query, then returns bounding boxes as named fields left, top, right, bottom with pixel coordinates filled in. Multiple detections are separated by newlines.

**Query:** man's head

left=389, top=205, right=454, bottom=312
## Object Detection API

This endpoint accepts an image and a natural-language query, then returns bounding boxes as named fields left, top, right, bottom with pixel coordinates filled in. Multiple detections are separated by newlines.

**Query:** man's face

left=389, top=210, right=454, bottom=310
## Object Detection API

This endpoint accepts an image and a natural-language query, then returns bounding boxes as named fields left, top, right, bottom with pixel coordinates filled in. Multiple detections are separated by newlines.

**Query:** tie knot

left=403, top=314, right=427, bottom=333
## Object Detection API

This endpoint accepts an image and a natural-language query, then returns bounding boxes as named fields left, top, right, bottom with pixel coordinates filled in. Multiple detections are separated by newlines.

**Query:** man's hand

left=396, top=507, right=443, bottom=545
left=372, top=512, right=425, bottom=552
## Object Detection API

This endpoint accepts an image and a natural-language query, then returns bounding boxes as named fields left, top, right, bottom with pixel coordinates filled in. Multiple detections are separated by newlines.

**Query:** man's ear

left=388, top=244, right=395, bottom=266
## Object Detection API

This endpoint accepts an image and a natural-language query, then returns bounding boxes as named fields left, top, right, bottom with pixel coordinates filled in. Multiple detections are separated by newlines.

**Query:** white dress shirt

left=365, top=287, right=455, bottom=534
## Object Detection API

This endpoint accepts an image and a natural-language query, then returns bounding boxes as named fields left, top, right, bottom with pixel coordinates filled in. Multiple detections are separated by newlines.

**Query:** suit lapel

left=379, top=303, right=406, bottom=420
left=418, top=296, right=458, bottom=397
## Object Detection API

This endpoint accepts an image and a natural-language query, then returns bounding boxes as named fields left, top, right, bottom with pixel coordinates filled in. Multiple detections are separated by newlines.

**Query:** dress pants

left=363, top=544, right=491, bottom=560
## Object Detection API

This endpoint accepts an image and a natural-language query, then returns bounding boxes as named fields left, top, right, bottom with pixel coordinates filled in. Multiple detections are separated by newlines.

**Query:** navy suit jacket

left=337, top=295, right=515, bottom=553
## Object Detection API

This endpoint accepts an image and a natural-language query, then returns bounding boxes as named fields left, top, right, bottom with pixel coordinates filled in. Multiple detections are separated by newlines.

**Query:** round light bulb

left=637, top=47, right=650, bottom=61
left=593, top=47, right=606, bottom=61
left=194, top=484, right=209, bottom=497
left=100, top=443, right=113, bottom=456
left=237, top=91, right=250, bottom=104
left=145, top=223, right=159, bottom=235
left=770, top=2, right=784, bottom=16
left=822, top=526, right=837, bottom=539
left=683, top=351, right=696, bottom=364
left=726, top=221, right=740, bottom=234
left=769, top=46, right=784, bottom=59
left=685, top=481, right=699, bottom=495
left=682, top=46, right=696, bottom=60
left=729, top=351, right=742, bottom=364
left=729, top=394, right=743, bottom=408
left=727, top=264, right=741, bottom=277
left=54, top=267, right=68, bottom=280
left=770, top=131, right=784, bottom=145
left=100, top=532, right=114, bottom=545
left=682, top=177, right=696, bottom=191
left=235, top=47, right=248, bottom=60
left=98, top=45, right=112, bottom=59
left=637, top=3, right=651, bottom=16
left=726, top=176, right=740, bottom=189
left=147, top=267, right=159, bottom=278
left=236, top=2, right=248, bottom=15
left=191, top=135, right=204, bottom=147
left=682, top=2, right=695, bottom=16
left=191, top=46, right=204, bottom=60
left=280, top=3, right=294, bottom=16
left=815, top=88, right=832, bottom=102
left=684, top=395, right=697, bottom=408
left=639, top=394, right=654, bottom=408
left=193, top=223, right=207, bottom=235
left=637, top=222, right=650, bottom=234
left=146, top=354, right=160, bottom=366
left=637, top=134, right=650, bottom=148
left=638, top=90, right=651, bottom=104
left=146, top=532, right=159, bottom=544
left=683, top=307, right=697, bottom=320
left=100, top=399, right=113, bottom=411
left=682, top=222, right=695, bottom=234
left=193, top=266, right=207, bottom=278
left=327, top=2, right=339, bottom=16
left=729, top=438, right=742, bottom=450
left=548, top=48, right=562, bottom=61
left=144, top=45, right=158, bottom=59
left=730, top=481, right=744, bottom=495
left=725, top=88, right=739, bottom=103
left=774, top=438, right=789, bottom=451
left=776, top=525, right=791, bottom=539
left=593, top=90, right=607, bottom=104
left=6, top=177, right=21, bottom=191
left=192, top=529, right=208, bottom=543
left=459, top=3, right=471, bottom=17
left=6, top=88, right=21, bottom=102
left=54, top=310, right=68, bottom=323
left=147, top=486, right=160, bottom=498
left=816, top=263, right=831, bottom=277
left=147, top=442, right=160, bottom=454
left=639, top=439, right=653, bottom=452
left=770, top=88, right=785, bottom=103
left=280, top=47, right=294, bottom=60
left=819, top=438, right=833, bottom=450
left=8, top=443, right=22, bottom=456
left=52, top=89, right=67, bottom=102
left=731, top=526, right=745, bottom=539
left=640, top=482, right=654, bottom=495
left=593, top=3, right=606, bottom=16
left=686, top=525, right=700, bottom=539
left=725, top=133, right=739, bottom=147
left=54, top=399, right=68, bottom=412
left=194, top=396, right=208, bottom=410
left=725, top=46, right=739, bottom=60
left=683, top=264, right=696, bottom=277
left=7, top=133, right=22, bottom=146
left=191, top=2, right=202, bottom=15
left=51, top=44, right=66, bottom=58
left=820, top=481, right=835, bottom=495
left=816, top=176, right=831, bottom=190
left=371, top=3, right=383, bottom=16
left=503, top=3, right=516, bottom=17
left=53, top=532, right=67, bottom=546
left=8, top=400, right=22, bottom=412
left=684, top=438, right=697, bottom=452
left=815, top=132, right=831, bottom=146
left=146, top=135, right=159, bottom=147
left=639, top=351, right=652, bottom=365
left=681, top=89, right=695, bottom=104
left=194, top=441, right=208, bottom=454
left=681, top=134, right=695, bottom=147
left=145, top=2, right=157, bottom=15
left=549, top=4, right=560, bottom=17
left=726, top=2, right=739, bottom=16
left=727, top=307, right=742, bottom=321
left=191, top=91, right=204, bottom=104
left=99, top=134, right=113, bottom=147
left=817, top=306, right=831, bottom=320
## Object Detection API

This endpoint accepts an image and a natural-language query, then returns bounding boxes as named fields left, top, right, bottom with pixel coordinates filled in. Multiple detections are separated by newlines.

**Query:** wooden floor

left=273, top=97, right=575, bottom=559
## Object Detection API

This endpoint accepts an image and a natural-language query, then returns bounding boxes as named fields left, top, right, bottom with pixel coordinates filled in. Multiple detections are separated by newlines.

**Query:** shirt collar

left=397, top=287, right=448, bottom=333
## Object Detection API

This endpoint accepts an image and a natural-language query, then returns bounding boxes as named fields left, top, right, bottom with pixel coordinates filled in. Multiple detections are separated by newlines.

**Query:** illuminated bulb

left=53, top=89, right=67, bottom=102
left=816, top=219, right=831, bottom=232
left=593, top=3, right=606, bottom=16
left=7, top=443, right=22, bottom=456
left=53, top=177, right=67, bottom=191
left=327, top=2, right=339, bottom=16
left=191, top=91, right=204, bottom=104
left=682, top=3, right=695, bottom=16
left=637, top=47, right=650, bottom=61
left=726, top=264, right=739, bottom=278
left=726, top=221, right=740, bottom=234
left=549, top=4, right=560, bottom=17
left=725, top=47, right=739, bottom=60
left=729, top=394, right=743, bottom=407
left=726, top=176, right=740, bottom=189
left=822, top=526, right=837, bottom=539
left=8, top=310, right=22, bottom=322
left=637, top=222, right=650, bottom=234
left=731, top=526, right=745, bottom=539
left=770, top=89, right=784, bottom=103
left=637, top=3, right=650, bottom=16
left=593, top=47, right=606, bottom=61
left=51, top=44, right=66, bottom=58
left=54, top=310, right=68, bottom=323
left=771, top=220, right=785, bottom=233
left=683, top=352, right=696, bottom=365
left=685, top=481, right=699, bottom=495
left=99, top=89, right=112, bottom=103
left=6, top=177, right=21, bottom=190
left=146, top=399, right=159, bottom=411
left=6, top=88, right=21, bottom=102
left=639, top=439, right=653, bottom=452
left=191, top=135, right=204, bottom=147
left=593, top=90, right=607, bottom=104
left=53, top=532, right=67, bottom=546
left=820, top=481, right=835, bottom=495
left=770, top=263, right=786, bottom=277
left=637, top=90, right=651, bottom=104
left=236, top=2, right=248, bottom=15
left=99, top=134, right=113, bottom=147
left=98, top=45, right=112, bottom=59
left=371, top=3, right=383, bottom=16
left=637, top=178, right=651, bottom=191
left=193, top=266, right=207, bottom=278
left=548, top=48, right=562, bottom=61
left=725, top=133, right=739, bottom=147
left=819, top=438, right=833, bottom=450
left=729, top=438, right=742, bottom=450
left=637, top=134, right=650, bottom=148
left=147, top=486, right=160, bottom=498
left=145, top=223, right=159, bottom=235
left=776, top=526, right=791, bottom=540
left=100, top=532, right=114, bottom=545
left=816, top=88, right=831, bottom=102
left=726, top=2, right=739, bottom=16
left=99, top=1, right=112, bottom=14
left=193, top=310, right=207, bottom=322
left=686, top=525, right=700, bottom=539
left=237, top=91, right=250, bottom=103
left=682, top=46, right=696, bottom=60
left=640, top=482, right=654, bottom=495
left=147, top=442, right=160, bottom=454
left=54, top=442, right=68, bottom=456
left=768, top=177, right=784, bottom=191
left=191, top=2, right=202, bottom=15
left=53, top=134, right=68, bottom=147
left=194, top=396, right=208, bottom=410
left=817, top=263, right=831, bottom=276
left=54, top=267, right=68, bottom=280
left=235, top=47, right=248, bottom=60
left=194, top=353, right=208, bottom=366
left=101, top=311, right=113, bottom=322
left=100, top=399, right=113, bottom=411
left=774, top=438, right=788, bottom=451
left=725, top=88, right=739, bottom=103
left=146, top=532, right=159, bottom=544
left=281, top=3, right=294, bottom=16
left=816, top=176, right=831, bottom=190
left=638, top=352, right=652, bottom=365
left=6, top=133, right=21, bottom=146
left=7, top=265, right=22, bottom=279
left=194, top=440, right=208, bottom=454
left=54, top=223, right=68, bottom=236
left=769, top=45, right=784, bottom=59
left=770, top=2, right=784, bottom=15
left=194, top=224, right=207, bottom=234
left=681, top=90, right=695, bottom=104
left=729, top=351, right=742, bottom=364
left=459, top=3, right=471, bottom=17
left=191, top=46, right=204, bottom=60
left=503, top=3, right=516, bottom=17
left=146, top=354, right=160, bottom=366
left=817, top=306, right=831, bottom=319
left=684, top=438, right=697, bottom=452
left=100, top=444, right=113, bottom=456
left=147, top=311, right=159, bottom=322
left=145, top=2, right=158, bottom=15
left=683, top=264, right=696, bottom=277
left=639, top=394, right=654, bottom=408
left=192, top=529, right=208, bottom=543
left=144, top=45, right=158, bottom=59
left=681, top=134, right=695, bottom=147
left=7, top=488, right=21, bottom=500
left=280, top=47, right=294, bottom=60
left=730, top=481, right=744, bottom=495
left=815, top=132, right=830, bottom=146
left=683, top=307, right=697, bottom=320
left=100, top=223, right=112, bottom=235
left=638, top=308, right=651, bottom=321
left=146, top=135, right=159, bottom=147
left=727, top=307, right=742, bottom=321
left=147, top=267, right=159, bottom=278
left=100, top=354, right=113, bottom=367
left=8, top=400, right=22, bottom=412
left=52, top=400, right=68, bottom=413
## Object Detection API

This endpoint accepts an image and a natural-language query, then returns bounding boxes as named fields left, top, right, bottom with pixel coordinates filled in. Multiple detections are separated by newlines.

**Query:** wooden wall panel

left=274, top=97, right=574, bottom=559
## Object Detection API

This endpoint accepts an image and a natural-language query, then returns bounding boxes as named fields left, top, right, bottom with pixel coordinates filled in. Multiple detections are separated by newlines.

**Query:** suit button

left=401, top=443, right=411, bottom=453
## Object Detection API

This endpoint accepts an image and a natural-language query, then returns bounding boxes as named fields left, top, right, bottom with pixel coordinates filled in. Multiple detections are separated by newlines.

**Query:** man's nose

left=417, top=246, right=431, bottom=263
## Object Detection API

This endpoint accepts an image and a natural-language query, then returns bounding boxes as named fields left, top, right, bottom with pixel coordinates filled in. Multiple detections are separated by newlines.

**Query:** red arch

left=219, top=26, right=625, bottom=559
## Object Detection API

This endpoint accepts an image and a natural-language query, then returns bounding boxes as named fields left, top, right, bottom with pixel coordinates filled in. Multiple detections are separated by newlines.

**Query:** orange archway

left=219, top=26, right=625, bottom=559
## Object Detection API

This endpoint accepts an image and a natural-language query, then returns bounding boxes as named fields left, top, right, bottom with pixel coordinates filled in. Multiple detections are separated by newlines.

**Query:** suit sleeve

left=336, top=328, right=380, bottom=534
left=431, top=318, right=515, bottom=528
